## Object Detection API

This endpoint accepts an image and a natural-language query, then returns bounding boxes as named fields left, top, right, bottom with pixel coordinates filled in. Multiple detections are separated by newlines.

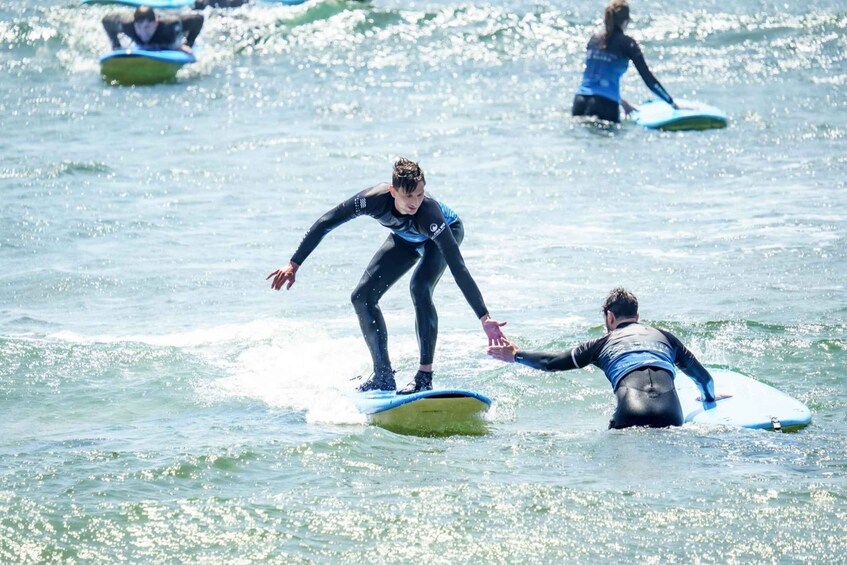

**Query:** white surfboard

left=677, top=369, right=811, bottom=431
left=355, top=389, right=491, bottom=436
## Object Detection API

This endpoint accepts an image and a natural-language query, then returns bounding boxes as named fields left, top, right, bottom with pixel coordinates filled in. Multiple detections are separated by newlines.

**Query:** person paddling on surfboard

left=572, top=0, right=678, bottom=123
left=488, top=288, right=730, bottom=429
left=102, top=6, right=204, bottom=54
left=267, top=158, right=508, bottom=395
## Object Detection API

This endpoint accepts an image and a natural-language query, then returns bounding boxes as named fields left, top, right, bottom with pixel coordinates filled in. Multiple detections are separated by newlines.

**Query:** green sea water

left=1, top=0, right=846, bottom=561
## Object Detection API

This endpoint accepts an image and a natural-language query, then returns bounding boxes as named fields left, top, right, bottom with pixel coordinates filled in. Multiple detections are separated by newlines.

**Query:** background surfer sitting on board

left=267, top=158, right=508, bottom=395
left=488, top=288, right=729, bottom=429
left=572, top=0, right=677, bottom=123
left=102, top=6, right=204, bottom=53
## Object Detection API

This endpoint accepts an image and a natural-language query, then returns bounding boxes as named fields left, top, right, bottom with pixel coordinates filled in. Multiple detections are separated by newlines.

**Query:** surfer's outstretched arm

left=266, top=192, right=364, bottom=290
left=420, top=200, right=507, bottom=345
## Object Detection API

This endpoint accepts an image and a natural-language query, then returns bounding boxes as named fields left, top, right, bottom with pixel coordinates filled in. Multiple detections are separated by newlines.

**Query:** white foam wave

left=211, top=330, right=372, bottom=425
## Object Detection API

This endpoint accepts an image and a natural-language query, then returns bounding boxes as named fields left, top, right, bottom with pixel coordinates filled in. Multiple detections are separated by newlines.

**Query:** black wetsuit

left=514, top=322, right=716, bottom=429
left=573, top=29, right=674, bottom=123
left=290, top=184, right=489, bottom=374
left=102, top=13, right=204, bottom=51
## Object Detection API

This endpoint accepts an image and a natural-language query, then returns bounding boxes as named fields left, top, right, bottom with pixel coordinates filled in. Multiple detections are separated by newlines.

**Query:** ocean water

left=2, top=0, right=846, bottom=561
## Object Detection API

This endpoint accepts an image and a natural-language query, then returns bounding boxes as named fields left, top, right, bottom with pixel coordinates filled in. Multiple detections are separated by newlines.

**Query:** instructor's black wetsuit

left=102, top=13, right=204, bottom=51
left=515, top=322, right=716, bottom=429
left=290, top=184, right=490, bottom=374
left=572, top=29, right=674, bottom=123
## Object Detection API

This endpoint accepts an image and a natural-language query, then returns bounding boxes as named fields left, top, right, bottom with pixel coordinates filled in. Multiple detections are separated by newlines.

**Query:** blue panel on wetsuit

left=576, top=48, right=629, bottom=103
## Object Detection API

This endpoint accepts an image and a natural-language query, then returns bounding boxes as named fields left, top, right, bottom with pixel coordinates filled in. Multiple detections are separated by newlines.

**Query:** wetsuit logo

left=430, top=222, right=446, bottom=238
left=354, top=196, right=367, bottom=214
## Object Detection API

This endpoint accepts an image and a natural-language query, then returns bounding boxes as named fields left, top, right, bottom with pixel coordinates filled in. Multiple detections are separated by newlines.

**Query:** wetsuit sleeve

left=419, top=202, right=488, bottom=318
left=289, top=193, right=362, bottom=266
left=626, top=37, right=674, bottom=105
left=515, top=336, right=605, bottom=372
left=180, top=13, right=204, bottom=48
left=102, top=14, right=129, bottom=49
left=659, top=329, right=716, bottom=402
left=433, top=228, right=489, bottom=319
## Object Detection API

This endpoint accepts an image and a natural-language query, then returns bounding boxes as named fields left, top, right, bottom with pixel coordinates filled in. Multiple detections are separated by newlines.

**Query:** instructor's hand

left=696, top=393, right=733, bottom=402
left=487, top=340, right=518, bottom=362
left=266, top=261, right=299, bottom=290
left=481, top=314, right=507, bottom=346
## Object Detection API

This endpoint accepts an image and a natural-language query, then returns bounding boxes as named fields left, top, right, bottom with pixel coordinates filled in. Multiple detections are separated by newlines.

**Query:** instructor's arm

left=489, top=337, right=603, bottom=371
left=488, top=341, right=579, bottom=371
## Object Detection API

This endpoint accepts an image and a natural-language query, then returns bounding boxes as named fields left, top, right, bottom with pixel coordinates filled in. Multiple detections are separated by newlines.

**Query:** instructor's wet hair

left=134, top=6, right=156, bottom=23
left=602, top=0, right=630, bottom=48
left=392, top=158, right=425, bottom=194
left=602, top=287, right=638, bottom=317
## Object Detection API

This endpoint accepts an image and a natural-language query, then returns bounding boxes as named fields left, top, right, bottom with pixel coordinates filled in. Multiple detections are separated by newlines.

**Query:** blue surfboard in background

left=82, top=0, right=309, bottom=7
left=83, top=0, right=196, bottom=8
left=633, top=99, right=728, bottom=131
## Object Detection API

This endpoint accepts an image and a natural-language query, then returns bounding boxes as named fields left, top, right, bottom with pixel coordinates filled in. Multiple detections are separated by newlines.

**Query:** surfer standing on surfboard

left=572, top=0, right=678, bottom=123
left=102, top=6, right=204, bottom=53
left=488, top=288, right=729, bottom=429
left=267, top=158, right=508, bottom=395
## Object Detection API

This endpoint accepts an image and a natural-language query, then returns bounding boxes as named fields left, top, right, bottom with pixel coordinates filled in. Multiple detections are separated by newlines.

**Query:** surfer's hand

left=487, top=340, right=518, bottom=362
left=267, top=261, right=299, bottom=290
left=481, top=315, right=507, bottom=346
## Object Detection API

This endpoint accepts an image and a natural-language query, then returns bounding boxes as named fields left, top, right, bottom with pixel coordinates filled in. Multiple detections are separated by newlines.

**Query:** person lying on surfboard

left=267, top=158, right=507, bottom=395
left=572, top=0, right=678, bottom=123
left=488, top=288, right=730, bottom=429
left=102, top=6, right=204, bottom=54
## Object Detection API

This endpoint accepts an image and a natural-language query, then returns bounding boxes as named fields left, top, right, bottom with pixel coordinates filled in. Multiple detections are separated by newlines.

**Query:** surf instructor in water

left=268, top=158, right=507, bottom=395
left=573, top=0, right=678, bottom=123
left=488, top=288, right=729, bottom=429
